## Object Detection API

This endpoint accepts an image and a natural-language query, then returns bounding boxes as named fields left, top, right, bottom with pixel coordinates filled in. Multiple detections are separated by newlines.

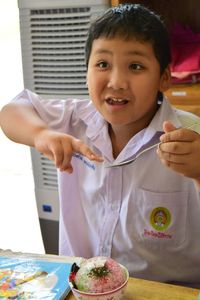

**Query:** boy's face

left=86, top=36, right=170, bottom=131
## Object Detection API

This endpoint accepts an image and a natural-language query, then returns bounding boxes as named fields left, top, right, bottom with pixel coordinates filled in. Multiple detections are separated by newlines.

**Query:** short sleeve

left=11, top=89, right=77, bottom=132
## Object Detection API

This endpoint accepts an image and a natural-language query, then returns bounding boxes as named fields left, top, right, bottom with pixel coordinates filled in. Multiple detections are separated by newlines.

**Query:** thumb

left=162, top=120, right=177, bottom=133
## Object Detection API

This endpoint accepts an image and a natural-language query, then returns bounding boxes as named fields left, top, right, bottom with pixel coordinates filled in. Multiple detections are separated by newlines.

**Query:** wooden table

left=66, top=277, right=200, bottom=300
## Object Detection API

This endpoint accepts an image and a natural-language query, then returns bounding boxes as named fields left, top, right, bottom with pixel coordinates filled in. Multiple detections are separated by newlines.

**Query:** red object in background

left=169, top=23, right=200, bottom=84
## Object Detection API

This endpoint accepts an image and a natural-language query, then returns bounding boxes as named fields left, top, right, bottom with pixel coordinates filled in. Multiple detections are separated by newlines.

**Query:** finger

left=159, top=155, right=200, bottom=179
left=163, top=120, right=177, bottom=133
left=39, top=146, right=56, bottom=162
left=60, top=145, right=74, bottom=172
left=159, top=158, right=187, bottom=175
left=44, top=150, right=70, bottom=172
left=160, top=127, right=197, bottom=143
left=157, top=148, right=191, bottom=164
left=60, top=165, right=73, bottom=173
left=44, top=152, right=55, bottom=161
left=48, top=140, right=73, bottom=173
left=72, top=138, right=103, bottom=162
left=158, top=141, right=192, bottom=155
left=48, top=141, right=64, bottom=168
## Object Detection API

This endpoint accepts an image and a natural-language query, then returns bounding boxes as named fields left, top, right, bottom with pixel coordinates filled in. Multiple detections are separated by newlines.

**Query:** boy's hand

left=34, top=129, right=103, bottom=173
left=157, top=121, right=200, bottom=184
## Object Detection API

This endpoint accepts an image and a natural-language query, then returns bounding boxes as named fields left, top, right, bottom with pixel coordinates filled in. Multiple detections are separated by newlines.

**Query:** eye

left=97, top=61, right=109, bottom=69
left=129, top=63, right=144, bottom=71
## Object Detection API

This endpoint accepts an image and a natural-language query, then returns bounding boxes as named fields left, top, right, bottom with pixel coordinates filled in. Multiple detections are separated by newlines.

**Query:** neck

left=109, top=102, right=160, bottom=158
left=109, top=124, right=140, bottom=158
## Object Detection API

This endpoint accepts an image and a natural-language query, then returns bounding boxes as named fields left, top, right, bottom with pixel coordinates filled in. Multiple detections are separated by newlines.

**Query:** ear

left=159, top=65, right=171, bottom=92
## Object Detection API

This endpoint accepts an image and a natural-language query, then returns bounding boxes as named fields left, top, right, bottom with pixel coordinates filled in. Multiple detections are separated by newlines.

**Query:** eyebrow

left=93, top=49, right=113, bottom=55
left=94, top=49, right=150, bottom=59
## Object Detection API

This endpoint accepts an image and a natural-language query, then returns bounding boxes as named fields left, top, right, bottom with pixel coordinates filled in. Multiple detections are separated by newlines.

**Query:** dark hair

left=85, top=3, right=171, bottom=74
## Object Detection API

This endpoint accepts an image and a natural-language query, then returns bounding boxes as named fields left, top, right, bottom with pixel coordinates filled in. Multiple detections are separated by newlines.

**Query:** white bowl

left=69, top=265, right=129, bottom=300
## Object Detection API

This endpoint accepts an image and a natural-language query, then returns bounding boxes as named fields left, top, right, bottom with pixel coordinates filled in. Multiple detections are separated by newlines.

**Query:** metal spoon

left=106, top=123, right=199, bottom=168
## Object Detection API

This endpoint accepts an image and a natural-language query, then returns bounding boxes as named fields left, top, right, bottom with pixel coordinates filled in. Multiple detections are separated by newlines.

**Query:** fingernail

left=160, top=136, right=165, bottom=142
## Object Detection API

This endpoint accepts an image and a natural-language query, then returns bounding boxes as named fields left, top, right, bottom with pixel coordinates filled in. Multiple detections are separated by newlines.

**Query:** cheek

left=87, top=79, right=97, bottom=98
left=87, top=73, right=105, bottom=95
left=138, top=75, right=161, bottom=98
left=87, top=73, right=95, bottom=95
left=132, top=80, right=158, bottom=102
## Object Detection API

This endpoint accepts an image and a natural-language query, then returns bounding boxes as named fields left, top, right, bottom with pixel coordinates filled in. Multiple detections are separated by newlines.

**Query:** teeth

left=106, top=97, right=128, bottom=105
left=112, top=98, right=124, bottom=102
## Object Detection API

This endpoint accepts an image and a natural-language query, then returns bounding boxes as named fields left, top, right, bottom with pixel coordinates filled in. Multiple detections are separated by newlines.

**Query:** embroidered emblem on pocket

left=150, top=207, right=171, bottom=231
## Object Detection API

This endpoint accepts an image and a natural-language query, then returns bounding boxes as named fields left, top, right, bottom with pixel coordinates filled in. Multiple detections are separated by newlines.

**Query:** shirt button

left=111, top=203, right=118, bottom=210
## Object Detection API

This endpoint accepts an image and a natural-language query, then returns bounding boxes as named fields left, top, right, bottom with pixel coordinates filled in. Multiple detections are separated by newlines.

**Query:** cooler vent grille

left=27, top=6, right=91, bottom=95
left=40, top=156, right=58, bottom=189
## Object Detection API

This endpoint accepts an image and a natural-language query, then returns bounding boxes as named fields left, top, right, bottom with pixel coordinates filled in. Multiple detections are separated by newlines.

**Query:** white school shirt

left=13, top=89, right=200, bottom=287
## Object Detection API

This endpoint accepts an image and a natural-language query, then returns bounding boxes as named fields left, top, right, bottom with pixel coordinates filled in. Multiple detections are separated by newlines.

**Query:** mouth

left=105, top=97, right=129, bottom=105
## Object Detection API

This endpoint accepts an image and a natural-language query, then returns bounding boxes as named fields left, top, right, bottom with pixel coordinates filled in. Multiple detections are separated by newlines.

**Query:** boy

left=1, top=4, right=200, bottom=287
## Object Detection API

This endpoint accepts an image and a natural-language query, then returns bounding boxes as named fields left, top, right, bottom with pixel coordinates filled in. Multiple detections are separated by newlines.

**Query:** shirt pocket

left=132, top=188, right=188, bottom=250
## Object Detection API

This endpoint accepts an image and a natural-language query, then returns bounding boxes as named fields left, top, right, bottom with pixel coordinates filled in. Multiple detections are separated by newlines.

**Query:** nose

left=107, top=68, right=128, bottom=91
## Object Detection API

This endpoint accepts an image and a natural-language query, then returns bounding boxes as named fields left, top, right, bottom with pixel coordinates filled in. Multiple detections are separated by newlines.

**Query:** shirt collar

left=138, top=96, right=181, bottom=146
left=114, top=97, right=181, bottom=162
left=75, top=100, right=107, bottom=139
left=76, top=96, right=181, bottom=162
